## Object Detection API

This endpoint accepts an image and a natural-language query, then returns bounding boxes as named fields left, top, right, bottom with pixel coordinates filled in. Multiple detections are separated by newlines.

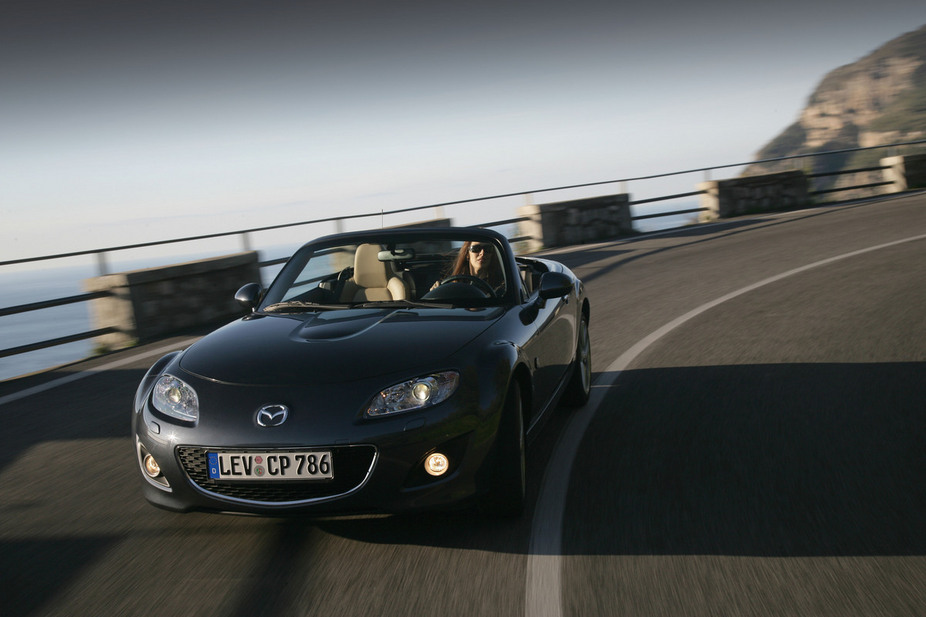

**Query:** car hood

left=179, top=307, right=503, bottom=386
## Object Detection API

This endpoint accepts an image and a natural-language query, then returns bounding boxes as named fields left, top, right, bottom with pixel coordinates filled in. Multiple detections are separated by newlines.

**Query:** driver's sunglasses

left=469, top=243, right=491, bottom=254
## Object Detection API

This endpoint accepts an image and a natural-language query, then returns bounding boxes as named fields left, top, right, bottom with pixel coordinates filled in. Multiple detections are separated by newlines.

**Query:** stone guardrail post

left=84, top=252, right=260, bottom=351
left=517, top=194, right=632, bottom=251
left=881, top=154, right=926, bottom=192
left=698, top=170, right=810, bottom=222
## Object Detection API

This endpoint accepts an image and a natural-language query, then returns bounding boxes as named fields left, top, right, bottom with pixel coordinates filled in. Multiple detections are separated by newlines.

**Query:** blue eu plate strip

left=207, top=452, right=220, bottom=479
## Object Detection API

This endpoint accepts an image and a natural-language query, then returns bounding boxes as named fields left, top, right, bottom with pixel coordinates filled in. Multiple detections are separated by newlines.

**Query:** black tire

left=482, top=382, right=526, bottom=517
left=562, top=313, right=591, bottom=407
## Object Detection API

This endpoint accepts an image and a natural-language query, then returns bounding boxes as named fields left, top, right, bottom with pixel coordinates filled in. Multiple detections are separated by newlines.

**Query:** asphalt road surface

left=2, top=192, right=924, bottom=616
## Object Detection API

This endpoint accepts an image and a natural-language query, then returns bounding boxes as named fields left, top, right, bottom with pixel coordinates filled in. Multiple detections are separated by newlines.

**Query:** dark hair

left=448, top=241, right=505, bottom=291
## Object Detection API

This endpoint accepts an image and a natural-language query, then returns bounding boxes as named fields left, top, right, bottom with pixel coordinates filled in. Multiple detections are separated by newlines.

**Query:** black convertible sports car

left=132, top=226, right=590, bottom=516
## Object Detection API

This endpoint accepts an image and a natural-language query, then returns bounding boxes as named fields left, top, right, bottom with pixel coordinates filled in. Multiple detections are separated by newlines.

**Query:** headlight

left=152, top=374, right=199, bottom=422
left=367, top=371, right=460, bottom=417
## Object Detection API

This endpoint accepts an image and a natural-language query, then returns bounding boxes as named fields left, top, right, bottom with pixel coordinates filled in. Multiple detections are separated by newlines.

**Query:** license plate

left=207, top=451, right=333, bottom=481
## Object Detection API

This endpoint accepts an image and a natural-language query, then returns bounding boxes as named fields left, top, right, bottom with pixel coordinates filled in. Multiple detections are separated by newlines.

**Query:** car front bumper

left=133, top=390, right=500, bottom=516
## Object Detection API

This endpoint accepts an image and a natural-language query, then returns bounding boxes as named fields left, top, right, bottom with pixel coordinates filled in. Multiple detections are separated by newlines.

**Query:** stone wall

left=84, top=252, right=260, bottom=350
left=698, top=171, right=810, bottom=221
left=881, top=154, right=926, bottom=191
left=518, top=194, right=632, bottom=251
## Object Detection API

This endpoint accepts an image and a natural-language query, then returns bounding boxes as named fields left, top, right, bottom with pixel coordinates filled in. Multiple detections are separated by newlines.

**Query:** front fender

left=473, top=339, right=526, bottom=409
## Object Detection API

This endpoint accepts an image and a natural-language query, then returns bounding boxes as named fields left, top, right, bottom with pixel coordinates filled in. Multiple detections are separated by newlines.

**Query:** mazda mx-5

left=132, top=226, right=590, bottom=516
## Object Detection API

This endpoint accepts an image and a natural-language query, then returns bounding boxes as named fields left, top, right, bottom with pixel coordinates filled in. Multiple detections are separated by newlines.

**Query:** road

left=1, top=192, right=924, bottom=616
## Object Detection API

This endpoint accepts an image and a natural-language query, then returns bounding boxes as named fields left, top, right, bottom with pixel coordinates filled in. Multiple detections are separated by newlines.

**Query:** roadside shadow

left=0, top=537, right=119, bottom=617
left=0, top=367, right=146, bottom=474
left=563, top=362, right=926, bottom=557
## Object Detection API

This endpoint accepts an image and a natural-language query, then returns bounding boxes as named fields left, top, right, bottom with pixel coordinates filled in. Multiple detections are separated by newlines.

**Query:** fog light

left=143, top=454, right=162, bottom=478
left=424, top=453, right=449, bottom=476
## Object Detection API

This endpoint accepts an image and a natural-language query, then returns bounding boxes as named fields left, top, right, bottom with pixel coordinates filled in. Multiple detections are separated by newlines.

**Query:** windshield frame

left=259, top=227, right=521, bottom=311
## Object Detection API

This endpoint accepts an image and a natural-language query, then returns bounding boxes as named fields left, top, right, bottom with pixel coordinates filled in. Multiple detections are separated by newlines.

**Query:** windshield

left=261, top=236, right=510, bottom=311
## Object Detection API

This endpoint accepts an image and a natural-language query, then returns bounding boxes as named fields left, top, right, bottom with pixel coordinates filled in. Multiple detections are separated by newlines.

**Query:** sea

left=1, top=264, right=100, bottom=381
left=0, top=205, right=698, bottom=382
left=0, top=252, right=290, bottom=382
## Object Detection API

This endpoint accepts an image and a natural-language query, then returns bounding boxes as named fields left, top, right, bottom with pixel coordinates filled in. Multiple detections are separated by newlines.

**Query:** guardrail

left=2, top=140, right=924, bottom=363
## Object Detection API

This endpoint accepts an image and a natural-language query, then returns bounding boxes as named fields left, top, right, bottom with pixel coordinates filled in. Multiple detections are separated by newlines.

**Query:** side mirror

left=538, top=272, right=573, bottom=300
left=235, top=283, right=263, bottom=311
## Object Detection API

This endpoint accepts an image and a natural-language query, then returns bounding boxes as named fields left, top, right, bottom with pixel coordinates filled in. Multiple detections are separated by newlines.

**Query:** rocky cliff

left=744, top=24, right=926, bottom=196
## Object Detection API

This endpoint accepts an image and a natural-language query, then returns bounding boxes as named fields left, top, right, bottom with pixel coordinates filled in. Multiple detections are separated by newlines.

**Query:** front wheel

left=562, top=313, right=591, bottom=407
left=482, top=382, right=525, bottom=517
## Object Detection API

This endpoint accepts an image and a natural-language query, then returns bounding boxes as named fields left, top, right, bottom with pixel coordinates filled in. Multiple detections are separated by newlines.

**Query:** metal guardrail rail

left=2, top=139, right=924, bottom=361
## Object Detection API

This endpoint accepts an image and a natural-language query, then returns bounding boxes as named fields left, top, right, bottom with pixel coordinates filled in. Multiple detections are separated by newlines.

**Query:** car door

left=518, top=263, right=577, bottom=420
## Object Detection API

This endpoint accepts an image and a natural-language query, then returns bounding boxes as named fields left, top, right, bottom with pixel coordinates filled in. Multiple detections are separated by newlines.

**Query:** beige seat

left=340, top=243, right=407, bottom=302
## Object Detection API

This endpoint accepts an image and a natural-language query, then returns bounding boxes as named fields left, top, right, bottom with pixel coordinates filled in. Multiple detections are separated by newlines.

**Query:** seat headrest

left=353, top=244, right=388, bottom=288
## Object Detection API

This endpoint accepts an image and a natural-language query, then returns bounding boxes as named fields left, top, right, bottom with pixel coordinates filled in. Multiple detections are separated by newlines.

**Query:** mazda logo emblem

left=256, top=404, right=289, bottom=427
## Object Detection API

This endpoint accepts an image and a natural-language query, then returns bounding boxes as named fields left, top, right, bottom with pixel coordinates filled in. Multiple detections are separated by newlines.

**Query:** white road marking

left=525, top=232, right=926, bottom=617
left=0, top=337, right=200, bottom=407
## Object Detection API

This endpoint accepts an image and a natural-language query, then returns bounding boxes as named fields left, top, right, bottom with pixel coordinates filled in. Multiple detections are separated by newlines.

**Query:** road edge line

left=525, top=232, right=926, bottom=617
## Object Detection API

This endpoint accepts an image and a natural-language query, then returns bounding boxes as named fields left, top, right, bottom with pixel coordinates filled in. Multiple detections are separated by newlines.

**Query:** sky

left=2, top=0, right=925, bottom=267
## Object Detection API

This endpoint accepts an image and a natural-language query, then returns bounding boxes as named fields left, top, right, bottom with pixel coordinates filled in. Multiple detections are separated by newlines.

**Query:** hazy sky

left=2, top=0, right=925, bottom=263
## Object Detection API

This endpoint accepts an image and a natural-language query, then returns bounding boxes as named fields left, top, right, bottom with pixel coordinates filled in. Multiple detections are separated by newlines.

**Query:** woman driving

left=432, top=240, right=506, bottom=296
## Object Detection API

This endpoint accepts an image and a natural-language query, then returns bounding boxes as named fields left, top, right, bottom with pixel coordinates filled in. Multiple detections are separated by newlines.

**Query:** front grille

left=177, top=445, right=377, bottom=503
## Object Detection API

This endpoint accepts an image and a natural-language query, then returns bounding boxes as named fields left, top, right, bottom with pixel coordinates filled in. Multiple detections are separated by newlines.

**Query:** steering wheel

left=438, top=275, right=495, bottom=298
